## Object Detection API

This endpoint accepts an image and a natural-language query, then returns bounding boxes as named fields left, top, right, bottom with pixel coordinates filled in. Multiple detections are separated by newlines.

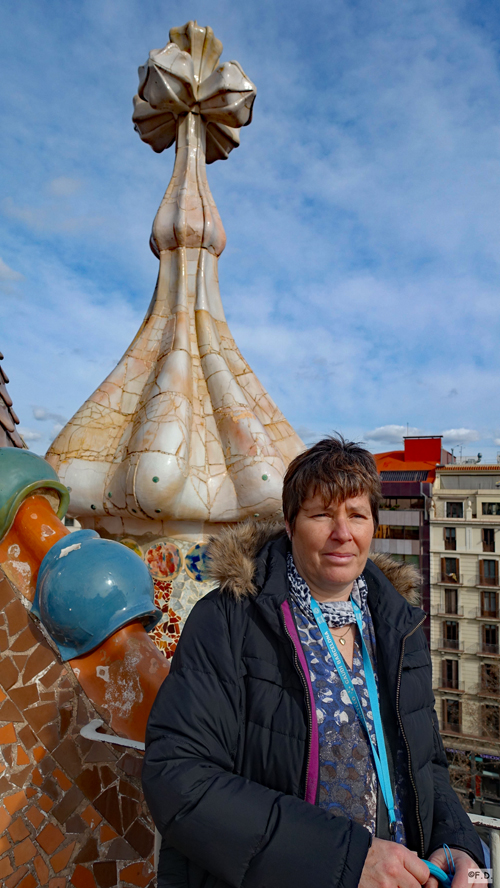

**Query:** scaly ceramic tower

left=47, top=21, right=303, bottom=650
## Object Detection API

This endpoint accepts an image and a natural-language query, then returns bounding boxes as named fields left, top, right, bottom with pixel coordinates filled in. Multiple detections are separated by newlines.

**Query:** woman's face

left=286, top=491, right=375, bottom=601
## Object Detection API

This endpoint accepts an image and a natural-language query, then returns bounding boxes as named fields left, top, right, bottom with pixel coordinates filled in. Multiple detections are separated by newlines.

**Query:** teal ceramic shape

left=32, top=530, right=162, bottom=661
left=0, top=448, right=69, bottom=541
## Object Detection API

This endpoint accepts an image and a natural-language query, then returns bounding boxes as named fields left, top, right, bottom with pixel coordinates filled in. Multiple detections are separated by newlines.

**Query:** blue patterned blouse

left=287, top=553, right=406, bottom=841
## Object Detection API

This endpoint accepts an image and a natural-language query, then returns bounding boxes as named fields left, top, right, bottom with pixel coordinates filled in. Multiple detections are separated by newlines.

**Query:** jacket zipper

left=281, top=611, right=314, bottom=802
left=395, top=616, right=426, bottom=857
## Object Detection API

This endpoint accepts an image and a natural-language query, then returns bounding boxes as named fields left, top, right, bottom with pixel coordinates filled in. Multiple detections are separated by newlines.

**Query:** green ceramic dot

left=132, top=508, right=137, bottom=513
left=108, top=492, right=112, bottom=498
left=262, top=474, right=268, bottom=481
left=155, top=509, right=162, bottom=514
left=152, top=476, right=159, bottom=483
left=90, top=504, right=96, bottom=510
left=254, top=513, right=260, bottom=518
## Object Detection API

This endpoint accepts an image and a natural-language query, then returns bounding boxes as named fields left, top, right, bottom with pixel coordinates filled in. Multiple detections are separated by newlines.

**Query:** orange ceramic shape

left=0, top=495, right=69, bottom=601
left=69, top=622, right=169, bottom=743
left=0, top=492, right=168, bottom=742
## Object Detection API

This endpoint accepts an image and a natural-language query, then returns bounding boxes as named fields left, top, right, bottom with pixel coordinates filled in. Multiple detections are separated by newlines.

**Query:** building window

left=479, top=560, right=499, bottom=587
left=444, top=528, right=456, bottom=551
left=481, top=663, right=499, bottom=694
left=446, top=502, right=464, bottom=519
left=482, top=624, right=499, bottom=655
left=481, top=590, right=498, bottom=619
left=482, top=705, right=500, bottom=739
left=374, top=525, right=420, bottom=540
left=483, top=529, right=495, bottom=553
left=379, top=497, right=424, bottom=511
left=445, top=588, right=458, bottom=614
left=441, top=557, right=459, bottom=583
left=483, top=503, right=500, bottom=516
left=383, top=553, right=420, bottom=566
left=442, top=620, right=459, bottom=650
left=441, top=659, right=459, bottom=689
left=442, top=698, right=461, bottom=733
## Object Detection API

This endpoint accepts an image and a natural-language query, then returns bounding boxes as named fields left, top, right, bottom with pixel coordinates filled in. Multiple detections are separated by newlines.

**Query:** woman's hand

left=359, top=838, right=430, bottom=888
left=425, top=848, right=488, bottom=888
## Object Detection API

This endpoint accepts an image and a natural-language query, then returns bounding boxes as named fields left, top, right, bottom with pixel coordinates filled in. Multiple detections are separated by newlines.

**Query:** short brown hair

left=283, top=435, right=381, bottom=532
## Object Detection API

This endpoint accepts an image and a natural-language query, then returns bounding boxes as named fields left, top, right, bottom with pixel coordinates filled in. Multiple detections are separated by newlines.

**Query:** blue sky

left=1, top=0, right=500, bottom=462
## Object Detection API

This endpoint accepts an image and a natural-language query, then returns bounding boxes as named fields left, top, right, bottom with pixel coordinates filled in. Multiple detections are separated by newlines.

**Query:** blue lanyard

left=309, top=596, right=454, bottom=886
left=309, top=595, right=398, bottom=833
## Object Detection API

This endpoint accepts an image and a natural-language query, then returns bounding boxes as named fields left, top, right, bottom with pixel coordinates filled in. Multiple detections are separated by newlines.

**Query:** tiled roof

left=0, top=351, right=26, bottom=448
left=374, top=451, right=436, bottom=482
left=380, top=470, right=430, bottom=481
left=438, top=465, right=500, bottom=471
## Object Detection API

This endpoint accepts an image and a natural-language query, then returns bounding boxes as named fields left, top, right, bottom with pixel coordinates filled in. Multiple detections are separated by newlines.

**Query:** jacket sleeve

left=142, top=594, right=371, bottom=888
left=428, top=710, right=485, bottom=867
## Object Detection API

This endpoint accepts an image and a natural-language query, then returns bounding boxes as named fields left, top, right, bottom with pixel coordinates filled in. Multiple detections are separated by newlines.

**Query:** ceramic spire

left=46, top=21, right=303, bottom=538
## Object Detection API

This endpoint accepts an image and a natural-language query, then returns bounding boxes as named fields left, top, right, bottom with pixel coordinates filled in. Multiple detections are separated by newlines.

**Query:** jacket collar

left=252, top=532, right=290, bottom=638
left=364, top=558, right=425, bottom=638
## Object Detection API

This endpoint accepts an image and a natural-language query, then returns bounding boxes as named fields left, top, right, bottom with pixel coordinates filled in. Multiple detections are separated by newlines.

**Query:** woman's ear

left=285, top=520, right=292, bottom=541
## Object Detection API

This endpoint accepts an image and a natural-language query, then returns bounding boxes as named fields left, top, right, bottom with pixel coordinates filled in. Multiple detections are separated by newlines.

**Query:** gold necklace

left=331, top=625, right=351, bottom=646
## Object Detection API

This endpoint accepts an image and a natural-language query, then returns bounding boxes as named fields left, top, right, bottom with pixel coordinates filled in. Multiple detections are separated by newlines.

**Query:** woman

left=143, top=437, right=483, bottom=888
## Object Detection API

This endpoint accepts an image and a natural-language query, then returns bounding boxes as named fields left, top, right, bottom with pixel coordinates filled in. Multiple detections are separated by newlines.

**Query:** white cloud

left=17, top=427, right=42, bottom=442
left=441, top=428, right=481, bottom=445
left=0, top=257, right=23, bottom=281
left=33, top=406, right=68, bottom=424
left=48, top=177, right=82, bottom=197
left=364, top=425, right=423, bottom=444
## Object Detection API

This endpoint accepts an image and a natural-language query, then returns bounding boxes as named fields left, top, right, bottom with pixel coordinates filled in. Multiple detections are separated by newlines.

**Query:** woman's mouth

left=323, top=552, right=354, bottom=560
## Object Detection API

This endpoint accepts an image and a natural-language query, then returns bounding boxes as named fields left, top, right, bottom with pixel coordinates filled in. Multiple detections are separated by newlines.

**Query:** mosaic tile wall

left=128, top=538, right=215, bottom=659
left=0, top=569, right=157, bottom=887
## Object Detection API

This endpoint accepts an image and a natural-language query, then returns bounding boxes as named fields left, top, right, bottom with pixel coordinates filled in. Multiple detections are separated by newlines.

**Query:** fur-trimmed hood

left=207, top=519, right=421, bottom=606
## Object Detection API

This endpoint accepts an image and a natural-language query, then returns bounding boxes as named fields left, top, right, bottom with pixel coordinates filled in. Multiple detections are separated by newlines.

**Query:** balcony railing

left=431, top=605, right=464, bottom=617
left=441, top=721, right=462, bottom=734
left=433, top=637, right=463, bottom=652
left=475, top=642, right=500, bottom=657
left=482, top=643, right=500, bottom=656
left=476, top=607, right=500, bottom=620
left=436, top=574, right=462, bottom=585
left=469, top=813, right=500, bottom=887
left=436, top=680, right=465, bottom=692
left=481, top=724, right=500, bottom=741
left=471, top=682, right=500, bottom=698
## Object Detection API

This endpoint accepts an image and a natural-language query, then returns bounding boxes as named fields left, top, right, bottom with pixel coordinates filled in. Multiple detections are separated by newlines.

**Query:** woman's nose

left=330, top=519, right=352, bottom=541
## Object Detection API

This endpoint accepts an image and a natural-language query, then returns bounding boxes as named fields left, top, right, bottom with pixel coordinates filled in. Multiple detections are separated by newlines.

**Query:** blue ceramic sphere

left=32, top=530, right=162, bottom=661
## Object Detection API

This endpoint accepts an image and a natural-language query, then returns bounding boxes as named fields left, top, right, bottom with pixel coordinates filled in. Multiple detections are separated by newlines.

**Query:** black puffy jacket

left=143, top=523, right=484, bottom=888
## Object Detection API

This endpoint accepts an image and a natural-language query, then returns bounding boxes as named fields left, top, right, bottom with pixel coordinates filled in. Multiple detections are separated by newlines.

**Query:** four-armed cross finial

left=133, top=20, right=256, bottom=163
left=132, top=20, right=257, bottom=257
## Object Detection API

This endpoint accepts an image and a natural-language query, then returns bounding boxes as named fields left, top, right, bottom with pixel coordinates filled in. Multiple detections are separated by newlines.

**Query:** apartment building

left=373, top=436, right=454, bottom=620
left=430, top=464, right=500, bottom=772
